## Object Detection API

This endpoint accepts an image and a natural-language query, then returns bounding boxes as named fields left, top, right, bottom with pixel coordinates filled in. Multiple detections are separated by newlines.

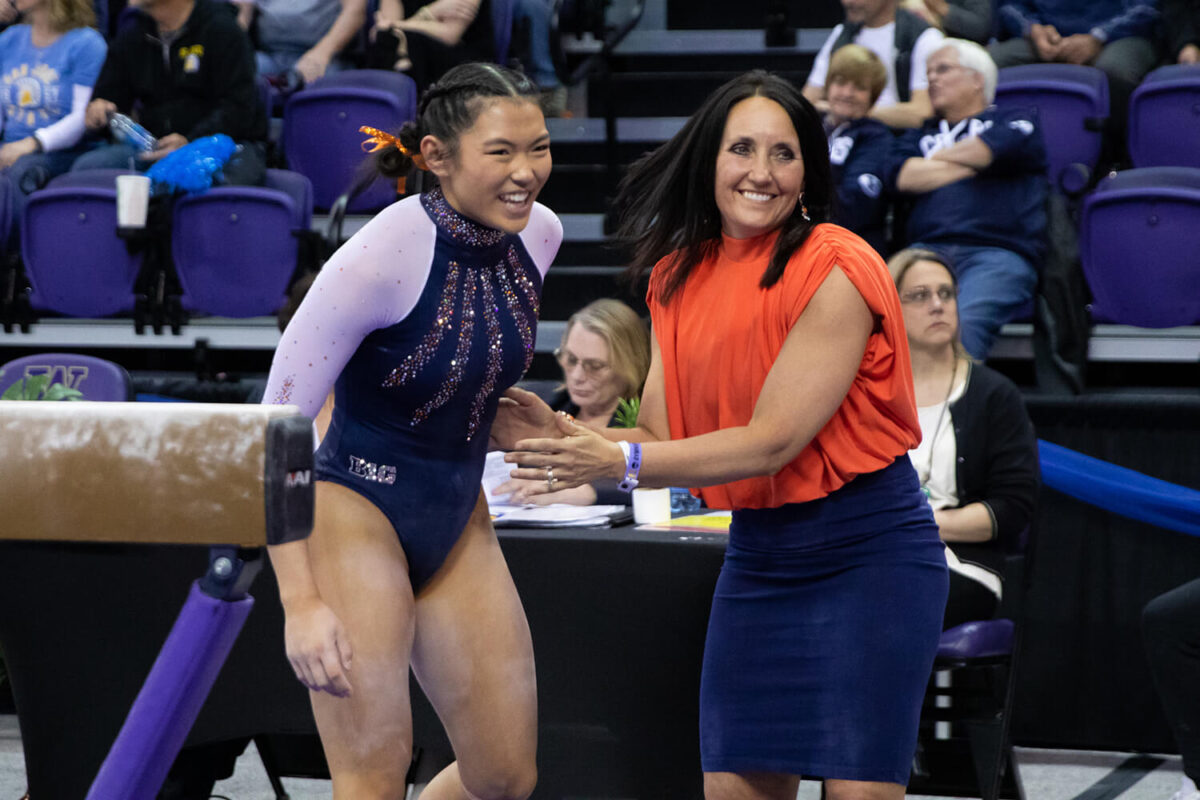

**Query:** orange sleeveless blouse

left=648, top=224, right=921, bottom=510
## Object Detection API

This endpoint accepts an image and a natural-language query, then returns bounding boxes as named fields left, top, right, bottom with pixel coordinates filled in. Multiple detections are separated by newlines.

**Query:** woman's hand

left=505, top=414, right=625, bottom=491
left=493, top=477, right=599, bottom=506
left=0, top=137, right=38, bottom=169
left=282, top=595, right=354, bottom=697
left=489, top=387, right=561, bottom=450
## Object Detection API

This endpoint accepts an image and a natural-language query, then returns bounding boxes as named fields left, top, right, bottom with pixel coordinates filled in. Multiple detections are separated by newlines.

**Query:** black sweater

left=93, top=0, right=266, bottom=143
left=947, top=362, right=1040, bottom=575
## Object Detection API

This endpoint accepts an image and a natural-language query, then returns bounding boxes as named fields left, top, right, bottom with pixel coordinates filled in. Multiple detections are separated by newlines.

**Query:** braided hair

left=359, top=62, right=540, bottom=195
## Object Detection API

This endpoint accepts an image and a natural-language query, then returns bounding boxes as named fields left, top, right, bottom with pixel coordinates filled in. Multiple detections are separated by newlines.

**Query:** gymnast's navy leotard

left=263, top=187, right=562, bottom=588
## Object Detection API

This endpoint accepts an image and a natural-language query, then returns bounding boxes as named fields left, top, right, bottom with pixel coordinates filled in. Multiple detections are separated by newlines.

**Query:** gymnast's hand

left=489, top=387, right=561, bottom=451
left=505, top=414, right=625, bottom=493
left=283, top=596, right=354, bottom=697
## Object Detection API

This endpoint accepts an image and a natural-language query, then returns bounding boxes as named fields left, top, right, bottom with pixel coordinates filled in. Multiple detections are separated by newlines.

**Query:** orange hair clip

left=359, top=125, right=428, bottom=194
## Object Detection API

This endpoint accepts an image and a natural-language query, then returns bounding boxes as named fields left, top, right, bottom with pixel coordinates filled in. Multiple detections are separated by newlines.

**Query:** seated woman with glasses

left=888, top=248, right=1039, bottom=630
left=495, top=298, right=651, bottom=505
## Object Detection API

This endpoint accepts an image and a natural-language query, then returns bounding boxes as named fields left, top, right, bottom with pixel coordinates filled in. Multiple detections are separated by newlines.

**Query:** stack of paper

left=492, top=504, right=630, bottom=528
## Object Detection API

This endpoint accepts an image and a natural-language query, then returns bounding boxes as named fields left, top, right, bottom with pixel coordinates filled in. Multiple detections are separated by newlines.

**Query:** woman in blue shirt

left=0, top=0, right=106, bottom=223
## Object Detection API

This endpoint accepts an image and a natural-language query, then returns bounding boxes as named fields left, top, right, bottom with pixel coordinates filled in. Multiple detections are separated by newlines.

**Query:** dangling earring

left=800, top=193, right=810, bottom=222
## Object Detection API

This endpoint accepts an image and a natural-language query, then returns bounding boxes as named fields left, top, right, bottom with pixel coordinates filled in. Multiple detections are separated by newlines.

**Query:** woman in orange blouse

left=496, top=70, right=948, bottom=800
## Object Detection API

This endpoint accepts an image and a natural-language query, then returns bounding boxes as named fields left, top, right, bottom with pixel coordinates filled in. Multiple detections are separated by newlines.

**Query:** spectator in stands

left=1143, top=578, right=1200, bottom=800
left=73, top=0, right=266, bottom=186
left=1162, top=0, right=1200, bottom=63
left=495, top=298, right=650, bottom=506
left=0, top=0, right=106, bottom=222
left=889, top=248, right=1039, bottom=630
left=514, top=0, right=567, bottom=116
left=888, top=38, right=1047, bottom=358
left=368, top=0, right=494, bottom=93
left=233, top=0, right=366, bottom=85
left=989, top=0, right=1159, bottom=151
left=824, top=44, right=893, bottom=253
left=803, top=0, right=945, bottom=128
left=901, top=0, right=995, bottom=43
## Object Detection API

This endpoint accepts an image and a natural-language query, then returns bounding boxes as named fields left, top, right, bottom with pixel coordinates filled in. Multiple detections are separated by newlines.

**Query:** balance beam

left=0, top=401, right=313, bottom=800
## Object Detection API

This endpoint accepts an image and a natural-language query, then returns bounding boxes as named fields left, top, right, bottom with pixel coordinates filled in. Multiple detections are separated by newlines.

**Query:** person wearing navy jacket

left=888, top=37, right=1046, bottom=358
left=824, top=44, right=894, bottom=254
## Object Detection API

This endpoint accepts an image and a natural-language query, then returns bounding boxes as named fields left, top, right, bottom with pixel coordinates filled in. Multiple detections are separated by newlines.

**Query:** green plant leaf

left=1, top=375, right=84, bottom=401
left=614, top=396, right=640, bottom=428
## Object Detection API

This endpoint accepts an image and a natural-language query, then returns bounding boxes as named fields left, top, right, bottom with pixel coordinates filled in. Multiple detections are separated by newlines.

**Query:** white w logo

left=21, top=365, right=89, bottom=389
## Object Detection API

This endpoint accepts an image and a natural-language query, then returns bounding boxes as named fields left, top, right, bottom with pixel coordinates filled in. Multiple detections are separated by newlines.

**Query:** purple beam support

left=86, top=580, right=255, bottom=800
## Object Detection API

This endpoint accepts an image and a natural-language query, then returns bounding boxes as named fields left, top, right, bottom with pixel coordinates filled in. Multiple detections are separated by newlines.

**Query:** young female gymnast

left=262, top=61, right=562, bottom=798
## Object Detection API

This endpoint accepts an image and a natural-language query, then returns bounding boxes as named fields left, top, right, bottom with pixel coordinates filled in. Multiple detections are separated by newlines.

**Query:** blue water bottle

left=108, top=113, right=157, bottom=152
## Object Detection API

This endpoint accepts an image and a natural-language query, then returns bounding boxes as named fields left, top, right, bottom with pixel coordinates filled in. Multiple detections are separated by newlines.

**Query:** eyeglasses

left=554, top=348, right=611, bottom=376
left=927, top=62, right=968, bottom=78
left=900, top=286, right=957, bottom=305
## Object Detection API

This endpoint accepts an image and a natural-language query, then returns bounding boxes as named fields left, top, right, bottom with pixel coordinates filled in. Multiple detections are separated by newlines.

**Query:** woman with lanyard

left=499, top=70, right=948, bottom=800
left=889, top=247, right=1039, bottom=630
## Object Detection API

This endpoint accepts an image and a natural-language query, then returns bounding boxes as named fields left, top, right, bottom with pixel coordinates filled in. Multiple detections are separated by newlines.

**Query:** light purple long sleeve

left=262, top=195, right=561, bottom=420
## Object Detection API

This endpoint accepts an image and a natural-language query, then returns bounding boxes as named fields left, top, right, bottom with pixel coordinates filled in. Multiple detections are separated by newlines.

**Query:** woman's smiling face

left=713, top=96, right=805, bottom=240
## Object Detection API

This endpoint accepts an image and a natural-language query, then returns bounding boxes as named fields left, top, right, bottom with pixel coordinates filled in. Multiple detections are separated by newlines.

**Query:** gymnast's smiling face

left=425, top=97, right=552, bottom=235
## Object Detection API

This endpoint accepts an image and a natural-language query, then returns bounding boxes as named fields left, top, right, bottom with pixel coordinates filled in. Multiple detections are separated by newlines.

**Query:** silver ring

left=546, top=477, right=554, bottom=492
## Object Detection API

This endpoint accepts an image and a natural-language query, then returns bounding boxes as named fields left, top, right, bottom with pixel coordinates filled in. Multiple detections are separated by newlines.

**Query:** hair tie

left=359, top=125, right=427, bottom=171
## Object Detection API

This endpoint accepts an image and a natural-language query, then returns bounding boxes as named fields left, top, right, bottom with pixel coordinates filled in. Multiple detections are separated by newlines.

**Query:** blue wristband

left=617, top=441, right=642, bottom=492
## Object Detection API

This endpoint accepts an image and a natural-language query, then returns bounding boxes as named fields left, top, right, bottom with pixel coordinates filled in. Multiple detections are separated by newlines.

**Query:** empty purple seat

left=995, top=64, right=1109, bottom=194
left=0, top=352, right=132, bottom=400
left=282, top=69, right=418, bottom=213
left=1080, top=167, right=1200, bottom=328
left=1129, top=65, right=1200, bottom=169
left=171, top=169, right=313, bottom=318
left=20, top=169, right=143, bottom=317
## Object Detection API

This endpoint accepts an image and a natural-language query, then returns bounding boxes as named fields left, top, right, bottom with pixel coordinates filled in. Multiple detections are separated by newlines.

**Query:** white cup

left=115, top=174, right=151, bottom=228
left=632, top=487, right=672, bottom=525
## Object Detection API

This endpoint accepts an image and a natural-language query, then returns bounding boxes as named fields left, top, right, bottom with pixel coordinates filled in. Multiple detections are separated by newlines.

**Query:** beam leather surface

left=0, top=401, right=302, bottom=546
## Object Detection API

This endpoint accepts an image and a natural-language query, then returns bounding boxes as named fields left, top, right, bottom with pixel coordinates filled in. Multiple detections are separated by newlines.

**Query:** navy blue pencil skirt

left=699, top=458, right=949, bottom=784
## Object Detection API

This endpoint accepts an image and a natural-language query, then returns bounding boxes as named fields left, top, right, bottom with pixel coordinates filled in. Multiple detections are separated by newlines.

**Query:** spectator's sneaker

left=540, top=86, right=569, bottom=118
left=1170, top=775, right=1200, bottom=800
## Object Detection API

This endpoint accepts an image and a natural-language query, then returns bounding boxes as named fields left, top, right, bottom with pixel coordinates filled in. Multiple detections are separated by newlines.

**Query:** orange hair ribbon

left=359, top=125, right=427, bottom=194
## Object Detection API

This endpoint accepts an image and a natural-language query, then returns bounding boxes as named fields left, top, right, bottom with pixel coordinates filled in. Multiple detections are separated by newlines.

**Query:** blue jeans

left=70, top=142, right=146, bottom=173
left=255, top=49, right=351, bottom=81
left=514, top=0, right=558, bottom=88
left=2, top=146, right=90, bottom=240
left=912, top=242, right=1038, bottom=359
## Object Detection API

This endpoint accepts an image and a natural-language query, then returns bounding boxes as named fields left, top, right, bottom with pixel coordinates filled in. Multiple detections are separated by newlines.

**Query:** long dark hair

left=353, top=62, right=540, bottom=196
left=615, top=70, right=833, bottom=305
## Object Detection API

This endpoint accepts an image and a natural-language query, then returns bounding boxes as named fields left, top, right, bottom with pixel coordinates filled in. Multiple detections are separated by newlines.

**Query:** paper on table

left=493, top=504, right=629, bottom=528
left=483, top=450, right=516, bottom=507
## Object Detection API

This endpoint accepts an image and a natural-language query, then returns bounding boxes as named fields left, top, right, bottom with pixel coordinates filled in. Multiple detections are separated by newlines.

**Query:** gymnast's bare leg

left=302, top=483, right=535, bottom=799
left=411, top=492, right=537, bottom=800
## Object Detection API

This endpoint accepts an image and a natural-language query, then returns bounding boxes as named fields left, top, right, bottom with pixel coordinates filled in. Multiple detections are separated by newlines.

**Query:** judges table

left=0, top=526, right=727, bottom=800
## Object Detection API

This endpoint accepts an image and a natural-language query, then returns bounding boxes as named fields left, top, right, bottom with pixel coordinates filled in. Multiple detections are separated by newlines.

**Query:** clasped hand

left=503, top=413, right=625, bottom=497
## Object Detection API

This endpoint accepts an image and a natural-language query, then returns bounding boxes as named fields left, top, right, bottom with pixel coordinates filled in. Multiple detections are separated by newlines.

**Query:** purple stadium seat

left=0, top=352, right=132, bottom=400
left=281, top=69, right=418, bottom=213
left=995, top=64, right=1109, bottom=194
left=20, top=169, right=143, bottom=317
left=492, top=0, right=515, bottom=65
left=1080, top=167, right=1200, bottom=328
left=1129, top=65, right=1200, bottom=169
left=171, top=169, right=313, bottom=318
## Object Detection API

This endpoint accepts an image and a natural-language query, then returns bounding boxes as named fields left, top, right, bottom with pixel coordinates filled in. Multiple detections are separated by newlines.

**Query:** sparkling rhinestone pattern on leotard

left=381, top=261, right=460, bottom=389
left=379, top=189, right=541, bottom=441
left=467, top=267, right=505, bottom=441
